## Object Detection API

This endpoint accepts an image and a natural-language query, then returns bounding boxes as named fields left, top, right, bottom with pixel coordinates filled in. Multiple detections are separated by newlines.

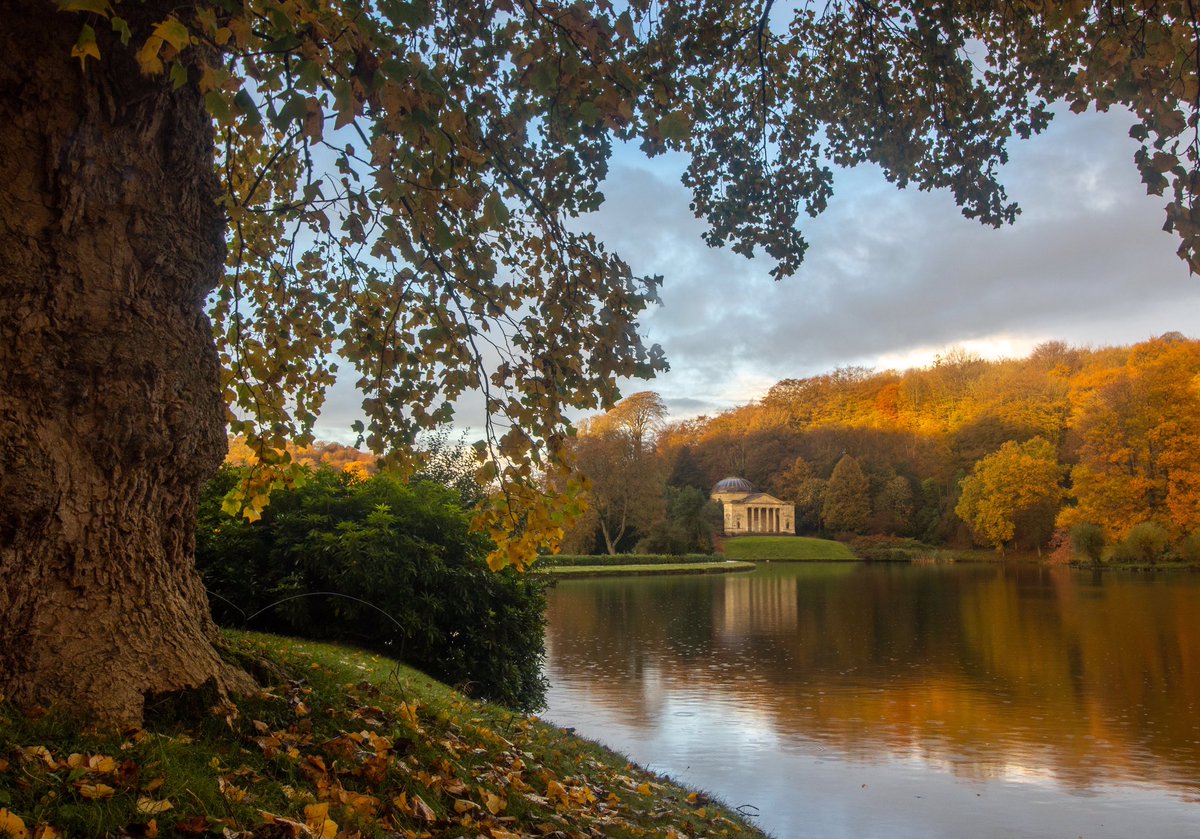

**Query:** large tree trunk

left=0, top=0, right=254, bottom=723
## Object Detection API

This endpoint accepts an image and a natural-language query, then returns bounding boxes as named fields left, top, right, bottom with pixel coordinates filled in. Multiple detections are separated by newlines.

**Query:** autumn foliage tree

left=956, top=437, right=1064, bottom=552
left=1058, top=337, right=1200, bottom=540
left=563, top=392, right=668, bottom=555
left=3, top=0, right=1199, bottom=722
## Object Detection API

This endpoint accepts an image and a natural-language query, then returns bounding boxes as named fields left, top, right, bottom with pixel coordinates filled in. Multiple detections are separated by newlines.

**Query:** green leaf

left=110, top=15, right=131, bottom=45
left=483, top=192, right=510, bottom=227
left=70, top=23, right=100, bottom=68
left=234, top=89, right=261, bottom=126
left=169, top=61, right=187, bottom=90
left=660, top=112, right=689, bottom=142
left=273, top=93, right=309, bottom=129
left=153, top=17, right=190, bottom=52
left=204, top=90, right=232, bottom=122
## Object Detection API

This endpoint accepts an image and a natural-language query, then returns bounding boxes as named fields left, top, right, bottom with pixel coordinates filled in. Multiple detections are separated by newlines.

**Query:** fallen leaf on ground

left=136, top=797, right=173, bottom=815
left=410, top=794, right=436, bottom=823
left=0, top=808, right=29, bottom=839
left=75, top=783, right=115, bottom=800
left=304, top=802, right=337, bottom=839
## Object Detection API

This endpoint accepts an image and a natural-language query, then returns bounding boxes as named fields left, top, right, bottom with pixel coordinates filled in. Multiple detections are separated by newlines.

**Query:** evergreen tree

left=822, top=455, right=871, bottom=533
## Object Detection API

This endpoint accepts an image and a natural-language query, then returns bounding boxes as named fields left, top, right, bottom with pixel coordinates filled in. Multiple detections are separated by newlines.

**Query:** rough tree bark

left=0, top=0, right=255, bottom=722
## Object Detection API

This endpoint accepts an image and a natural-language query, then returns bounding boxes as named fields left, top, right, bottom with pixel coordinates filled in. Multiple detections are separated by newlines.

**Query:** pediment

left=727, top=492, right=788, bottom=506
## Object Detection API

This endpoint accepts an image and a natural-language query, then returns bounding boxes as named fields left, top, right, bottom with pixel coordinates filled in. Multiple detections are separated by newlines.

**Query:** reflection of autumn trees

left=545, top=567, right=1200, bottom=792
left=653, top=336, right=1200, bottom=547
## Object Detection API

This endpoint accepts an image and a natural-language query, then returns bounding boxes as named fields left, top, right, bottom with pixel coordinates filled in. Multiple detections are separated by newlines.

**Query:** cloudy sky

left=313, top=104, right=1200, bottom=440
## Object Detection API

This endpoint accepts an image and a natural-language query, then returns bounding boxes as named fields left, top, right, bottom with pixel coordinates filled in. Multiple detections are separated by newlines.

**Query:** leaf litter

left=0, top=632, right=766, bottom=838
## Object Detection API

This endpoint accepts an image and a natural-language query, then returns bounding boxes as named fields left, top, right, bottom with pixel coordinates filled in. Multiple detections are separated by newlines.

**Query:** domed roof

left=713, top=476, right=754, bottom=494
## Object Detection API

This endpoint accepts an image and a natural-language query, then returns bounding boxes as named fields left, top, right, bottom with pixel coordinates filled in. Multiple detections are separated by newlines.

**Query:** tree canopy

left=4, top=0, right=1199, bottom=721
left=56, top=0, right=1200, bottom=566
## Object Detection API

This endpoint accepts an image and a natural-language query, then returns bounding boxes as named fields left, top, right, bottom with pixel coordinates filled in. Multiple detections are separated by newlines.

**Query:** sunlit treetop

left=59, top=0, right=1199, bottom=567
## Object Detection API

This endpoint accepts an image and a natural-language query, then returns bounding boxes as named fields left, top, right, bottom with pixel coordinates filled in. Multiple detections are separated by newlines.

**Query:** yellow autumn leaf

left=0, top=808, right=29, bottom=839
left=151, top=18, right=189, bottom=52
left=636, top=782, right=651, bottom=796
left=70, top=23, right=100, bottom=69
left=88, top=755, right=116, bottom=774
left=21, top=746, right=56, bottom=769
left=398, top=701, right=420, bottom=726
left=136, top=797, right=173, bottom=815
left=483, top=791, right=504, bottom=815
left=33, top=825, right=63, bottom=839
left=489, top=829, right=520, bottom=839
left=392, top=792, right=412, bottom=815
left=76, top=782, right=115, bottom=800
left=303, top=803, right=337, bottom=839
left=453, top=799, right=478, bottom=814
left=135, top=35, right=164, bottom=75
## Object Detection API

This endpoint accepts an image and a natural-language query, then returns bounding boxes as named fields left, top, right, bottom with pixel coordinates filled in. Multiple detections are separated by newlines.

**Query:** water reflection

left=542, top=564, right=1200, bottom=838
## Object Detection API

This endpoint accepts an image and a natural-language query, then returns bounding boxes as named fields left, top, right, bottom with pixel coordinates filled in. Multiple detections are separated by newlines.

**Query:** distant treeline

left=562, top=334, right=1200, bottom=559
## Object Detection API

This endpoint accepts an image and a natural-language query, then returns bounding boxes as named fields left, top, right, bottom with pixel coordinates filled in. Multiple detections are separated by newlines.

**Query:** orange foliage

left=225, top=436, right=378, bottom=477
left=665, top=335, right=1200, bottom=546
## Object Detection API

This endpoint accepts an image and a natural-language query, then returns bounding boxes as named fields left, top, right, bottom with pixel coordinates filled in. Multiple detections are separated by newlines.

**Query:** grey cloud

left=593, top=108, right=1200, bottom=419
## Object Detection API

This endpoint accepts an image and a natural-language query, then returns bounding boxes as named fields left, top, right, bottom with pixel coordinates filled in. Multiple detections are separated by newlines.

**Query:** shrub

left=1046, top=527, right=1073, bottom=565
left=1111, top=522, right=1170, bottom=565
left=846, top=535, right=932, bottom=562
left=1069, top=523, right=1106, bottom=565
left=196, top=467, right=548, bottom=710
left=1177, top=531, right=1200, bottom=564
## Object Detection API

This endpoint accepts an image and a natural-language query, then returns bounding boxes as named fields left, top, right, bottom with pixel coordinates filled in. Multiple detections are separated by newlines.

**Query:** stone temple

left=711, top=477, right=795, bottom=535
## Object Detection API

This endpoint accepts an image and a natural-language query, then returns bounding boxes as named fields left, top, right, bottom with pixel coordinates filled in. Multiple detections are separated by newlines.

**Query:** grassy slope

left=0, top=632, right=767, bottom=839
left=540, top=560, right=756, bottom=577
left=721, top=536, right=857, bottom=561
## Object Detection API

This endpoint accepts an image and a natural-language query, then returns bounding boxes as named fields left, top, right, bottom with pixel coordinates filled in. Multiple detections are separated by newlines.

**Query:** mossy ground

left=720, top=536, right=857, bottom=561
left=0, top=631, right=768, bottom=839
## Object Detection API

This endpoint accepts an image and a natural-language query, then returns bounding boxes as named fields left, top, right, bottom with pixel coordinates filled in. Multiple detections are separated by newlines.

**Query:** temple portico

left=711, top=477, right=795, bottom=536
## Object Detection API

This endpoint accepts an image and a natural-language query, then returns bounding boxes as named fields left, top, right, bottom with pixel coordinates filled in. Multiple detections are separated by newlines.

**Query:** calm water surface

left=540, top=563, right=1200, bottom=838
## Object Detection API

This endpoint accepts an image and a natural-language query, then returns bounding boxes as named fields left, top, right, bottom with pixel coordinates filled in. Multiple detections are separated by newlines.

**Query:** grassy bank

left=0, top=632, right=767, bottom=839
left=721, top=536, right=857, bottom=561
left=540, top=560, right=755, bottom=577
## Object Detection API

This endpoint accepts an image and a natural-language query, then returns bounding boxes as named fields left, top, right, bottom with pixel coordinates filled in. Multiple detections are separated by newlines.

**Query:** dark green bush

left=846, top=535, right=933, bottom=562
left=1069, top=523, right=1106, bottom=565
left=634, top=487, right=721, bottom=555
left=196, top=467, right=548, bottom=711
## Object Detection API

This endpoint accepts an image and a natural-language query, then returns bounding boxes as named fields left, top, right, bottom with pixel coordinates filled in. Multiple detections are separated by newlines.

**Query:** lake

left=540, top=562, right=1200, bottom=838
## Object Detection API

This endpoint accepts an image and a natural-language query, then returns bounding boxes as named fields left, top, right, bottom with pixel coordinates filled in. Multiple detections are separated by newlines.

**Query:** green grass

left=0, top=631, right=767, bottom=839
left=539, top=560, right=756, bottom=577
left=721, top=536, right=857, bottom=561
left=538, top=553, right=729, bottom=567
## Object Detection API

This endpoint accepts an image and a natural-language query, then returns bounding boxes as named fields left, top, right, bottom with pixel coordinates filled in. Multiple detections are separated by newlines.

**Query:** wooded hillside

left=589, top=334, right=1200, bottom=553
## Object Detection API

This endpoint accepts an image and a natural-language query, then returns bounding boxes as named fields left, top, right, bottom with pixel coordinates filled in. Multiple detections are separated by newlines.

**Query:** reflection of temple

left=717, top=575, right=798, bottom=637
left=711, top=476, right=795, bottom=535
